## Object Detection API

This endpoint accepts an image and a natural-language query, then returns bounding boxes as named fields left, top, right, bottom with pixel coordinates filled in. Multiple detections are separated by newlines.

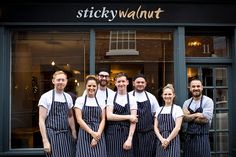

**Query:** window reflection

left=216, top=132, right=229, bottom=152
left=215, top=68, right=227, bottom=86
left=95, top=30, right=174, bottom=104
left=215, top=110, right=228, bottom=130
left=216, top=89, right=228, bottom=108
left=185, top=36, right=228, bottom=57
left=11, top=31, right=89, bottom=148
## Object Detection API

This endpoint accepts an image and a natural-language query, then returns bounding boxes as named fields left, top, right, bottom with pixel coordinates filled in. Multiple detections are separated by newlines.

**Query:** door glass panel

left=202, top=68, right=213, bottom=86
left=185, top=36, right=228, bottom=57
left=215, top=68, right=227, bottom=86
left=11, top=31, right=89, bottom=149
left=216, top=89, right=228, bottom=108
left=216, top=132, right=229, bottom=152
left=216, top=110, right=228, bottom=130
left=204, top=88, right=213, bottom=100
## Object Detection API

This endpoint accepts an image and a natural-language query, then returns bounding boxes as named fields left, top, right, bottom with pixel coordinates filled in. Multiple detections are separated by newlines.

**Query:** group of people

left=38, top=70, right=214, bottom=157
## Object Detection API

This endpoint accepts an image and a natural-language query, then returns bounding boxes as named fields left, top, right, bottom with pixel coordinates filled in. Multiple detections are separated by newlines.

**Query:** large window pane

left=95, top=30, right=174, bottom=103
left=11, top=31, right=89, bottom=148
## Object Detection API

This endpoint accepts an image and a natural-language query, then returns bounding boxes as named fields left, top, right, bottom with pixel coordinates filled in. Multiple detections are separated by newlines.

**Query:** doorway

left=187, top=65, right=229, bottom=156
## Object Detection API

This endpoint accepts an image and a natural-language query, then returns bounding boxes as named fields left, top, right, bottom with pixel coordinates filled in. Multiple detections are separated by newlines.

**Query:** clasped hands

left=161, top=138, right=170, bottom=150
left=90, top=131, right=101, bottom=147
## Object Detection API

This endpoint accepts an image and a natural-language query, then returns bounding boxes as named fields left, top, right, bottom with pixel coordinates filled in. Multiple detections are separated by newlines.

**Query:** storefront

left=0, top=1, right=236, bottom=156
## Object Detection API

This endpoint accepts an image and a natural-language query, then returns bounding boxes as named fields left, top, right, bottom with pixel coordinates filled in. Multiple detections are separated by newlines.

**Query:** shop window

left=106, top=30, right=139, bottom=55
left=95, top=30, right=174, bottom=102
left=185, top=36, right=228, bottom=57
left=11, top=31, right=89, bottom=149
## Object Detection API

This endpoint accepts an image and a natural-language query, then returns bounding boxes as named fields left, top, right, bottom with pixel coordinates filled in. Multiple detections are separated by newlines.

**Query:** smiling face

left=190, top=80, right=203, bottom=99
left=98, top=71, right=110, bottom=87
left=115, top=76, right=129, bottom=94
left=86, top=79, right=98, bottom=97
left=133, top=77, right=146, bottom=92
left=162, top=88, right=175, bottom=106
left=52, top=73, right=68, bottom=93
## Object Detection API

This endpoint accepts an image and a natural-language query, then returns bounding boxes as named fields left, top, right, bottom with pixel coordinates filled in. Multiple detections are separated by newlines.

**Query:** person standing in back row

left=38, top=70, right=76, bottom=157
left=96, top=70, right=115, bottom=106
left=106, top=72, right=138, bottom=157
left=182, top=78, right=214, bottom=157
left=129, top=73, right=159, bottom=157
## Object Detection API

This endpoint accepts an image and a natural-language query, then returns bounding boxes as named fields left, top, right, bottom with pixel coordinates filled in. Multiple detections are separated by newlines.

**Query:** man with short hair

left=129, top=73, right=159, bottom=157
left=96, top=70, right=115, bottom=106
left=182, top=78, right=214, bottom=157
left=38, top=71, right=76, bottom=157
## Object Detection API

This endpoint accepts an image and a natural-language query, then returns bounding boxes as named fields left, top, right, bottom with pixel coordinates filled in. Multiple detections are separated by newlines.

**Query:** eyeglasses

left=99, top=75, right=109, bottom=78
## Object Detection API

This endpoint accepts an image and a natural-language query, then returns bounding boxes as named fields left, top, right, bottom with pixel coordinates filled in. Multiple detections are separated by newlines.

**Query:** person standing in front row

left=38, top=70, right=77, bottom=157
left=154, top=84, right=183, bottom=157
left=106, top=72, right=138, bottom=157
left=182, top=78, right=214, bottom=157
left=74, top=75, right=107, bottom=157
left=129, top=74, right=159, bottom=157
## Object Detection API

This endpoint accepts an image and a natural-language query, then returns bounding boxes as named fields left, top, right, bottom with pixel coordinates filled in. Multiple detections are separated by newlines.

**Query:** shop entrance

left=187, top=65, right=229, bottom=156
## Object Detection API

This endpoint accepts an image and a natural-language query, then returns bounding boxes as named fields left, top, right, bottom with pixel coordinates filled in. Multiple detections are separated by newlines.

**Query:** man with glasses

left=96, top=70, right=115, bottom=106
left=82, top=69, right=115, bottom=106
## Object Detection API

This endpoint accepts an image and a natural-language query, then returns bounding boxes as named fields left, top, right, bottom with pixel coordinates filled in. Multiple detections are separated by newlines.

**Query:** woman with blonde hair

left=154, top=84, right=183, bottom=157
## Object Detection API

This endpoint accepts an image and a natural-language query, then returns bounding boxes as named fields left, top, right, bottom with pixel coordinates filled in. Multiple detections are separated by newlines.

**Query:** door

left=187, top=65, right=229, bottom=157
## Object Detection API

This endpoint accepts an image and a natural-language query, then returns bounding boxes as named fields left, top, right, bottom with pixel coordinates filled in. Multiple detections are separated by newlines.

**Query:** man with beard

left=182, top=78, right=214, bottom=157
left=82, top=70, right=115, bottom=105
left=96, top=70, right=115, bottom=105
left=129, top=73, right=159, bottom=157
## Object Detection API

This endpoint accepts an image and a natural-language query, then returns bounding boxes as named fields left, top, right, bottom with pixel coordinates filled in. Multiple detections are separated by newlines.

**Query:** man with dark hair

left=182, top=78, right=214, bottom=157
left=106, top=72, right=138, bottom=157
left=96, top=70, right=115, bottom=106
left=129, top=73, right=159, bottom=157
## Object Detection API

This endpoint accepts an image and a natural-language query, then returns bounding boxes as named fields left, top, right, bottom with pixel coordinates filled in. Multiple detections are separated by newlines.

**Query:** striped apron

left=45, top=90, right=75, bottom=157
left=183, top=97, right=211, bottom=157
left=156, top=105, right=180, bottom=157
left=105, top=93, right=133, bottom=157
left=132, top=91, right=157, bottom=157
left=76, top=96, right=107, bottom=157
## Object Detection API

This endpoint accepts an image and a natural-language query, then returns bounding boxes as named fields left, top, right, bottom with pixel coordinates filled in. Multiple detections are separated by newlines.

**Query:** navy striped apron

left=156, top=105, right=180, bottom=157
left=105, top=93, right=133, bottom=157
left=132, top=91, right=157, bottom=157
left=76, top=96, right=107, bottom=157
left=45, top=90, right=75, bottom=157
left=183, top=96, right=211, bottom=157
